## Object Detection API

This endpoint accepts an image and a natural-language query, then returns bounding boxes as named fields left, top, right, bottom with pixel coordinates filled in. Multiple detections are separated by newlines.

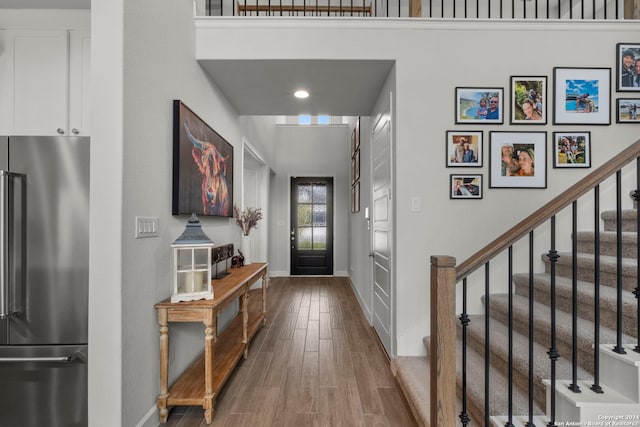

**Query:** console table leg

left=262, top=273, right=268, bottom=325
left=204, top=311, right=216, bottom=424
left=203, top=397, right=214, bottom=424
left=242, top=291, right=249, bottom=359
left=157, top=308, right=170, bottom=423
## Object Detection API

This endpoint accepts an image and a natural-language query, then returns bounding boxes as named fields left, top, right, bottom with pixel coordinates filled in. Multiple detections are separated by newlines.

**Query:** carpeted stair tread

left=543, top=251, right=638, bottom=292
left=394, top=353, right=477, bottom=427
left=463, top=313, right=591, bottom=409
left=512, top=272, right=638, bottom=337
left=576, top=230, right=638, bottom=258
left=393, top=356, right=430, bottom=427
left=602, top=209, right=637, bottom=232
left=486, top=293, right=637, bottom=374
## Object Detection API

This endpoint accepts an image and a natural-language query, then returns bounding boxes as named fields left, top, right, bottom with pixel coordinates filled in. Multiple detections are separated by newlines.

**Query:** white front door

left=371, top=101, right=393, bottom=356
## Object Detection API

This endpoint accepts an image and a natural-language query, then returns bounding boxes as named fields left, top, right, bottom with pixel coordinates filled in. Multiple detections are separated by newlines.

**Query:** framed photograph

left=446, top=131, right=483, bottom=167
left=172, top=100, right=234, bottom=217
left=489, top=131, right=547, bottom=189
left=351, top=181, right=360, bottom=212
left=450, top=174, right=483, bottom=199
left=351, top=118, right=361, bottom=155
left=553, top=67, right=611, bottom=125
left=552, top=132, right=591, bottom=168
left=616, top=43, right=640, bottom=92
left=616, top=98, right=640, bottom=123
left=455, top=87, right=504, bottom=124
left=351, top=149, right=360, bottom=183
left=510, top=76, right=547, bottom=124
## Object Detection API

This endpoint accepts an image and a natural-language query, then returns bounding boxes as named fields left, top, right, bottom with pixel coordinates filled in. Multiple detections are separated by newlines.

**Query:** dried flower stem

left=234, top=204, right=263, bottom=236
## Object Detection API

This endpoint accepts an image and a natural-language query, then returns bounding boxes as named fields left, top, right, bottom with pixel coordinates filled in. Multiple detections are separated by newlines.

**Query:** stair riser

left=545, top=379, right=640, bottom=424
left=548, top=262, right=637, bottom=293
left=604, top=220, right=638, bottom=232
left=599, top=345, right=640, bottom=402
left=602, top=210, right=638, bottom=232
left=577, top=238, right=637, bottom=258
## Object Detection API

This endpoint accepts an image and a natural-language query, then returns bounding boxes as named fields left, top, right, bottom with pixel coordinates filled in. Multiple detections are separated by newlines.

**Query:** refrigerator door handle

left=0, top=352, right=82, bottom=363
left=1, top=170, right=9, bottom=319
left=0, top=171, right=25, bottom=319
left=0, top=351, right=82, bottom=363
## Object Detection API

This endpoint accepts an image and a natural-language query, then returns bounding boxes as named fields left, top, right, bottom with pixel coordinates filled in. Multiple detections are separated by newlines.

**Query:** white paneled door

left=371, top=101, right=393, bottom=356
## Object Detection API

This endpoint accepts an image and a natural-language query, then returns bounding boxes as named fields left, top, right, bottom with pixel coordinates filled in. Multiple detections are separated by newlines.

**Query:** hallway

left=163, top=276, right=416, bottom=426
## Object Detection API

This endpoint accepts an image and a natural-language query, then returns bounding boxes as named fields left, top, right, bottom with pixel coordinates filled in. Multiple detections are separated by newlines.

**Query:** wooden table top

left=154, top=263, right=268, bottom=310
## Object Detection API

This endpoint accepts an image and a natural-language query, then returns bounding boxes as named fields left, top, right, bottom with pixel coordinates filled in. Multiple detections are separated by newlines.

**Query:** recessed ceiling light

left=294, top=90, right=309, bottom=99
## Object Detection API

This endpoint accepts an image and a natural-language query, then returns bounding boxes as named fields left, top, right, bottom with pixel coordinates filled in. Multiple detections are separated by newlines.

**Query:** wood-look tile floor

left=163, top=276, right=417, bottom=427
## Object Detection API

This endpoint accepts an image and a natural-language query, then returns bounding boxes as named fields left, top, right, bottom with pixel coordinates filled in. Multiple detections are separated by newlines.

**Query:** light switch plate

left=411, top=196, right=421, bottom=213
left=135, top=216, right=159, bottom=238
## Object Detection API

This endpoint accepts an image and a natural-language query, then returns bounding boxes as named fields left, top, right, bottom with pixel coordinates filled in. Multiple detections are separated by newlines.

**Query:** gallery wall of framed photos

left=446, top=42, right=637, bottom=200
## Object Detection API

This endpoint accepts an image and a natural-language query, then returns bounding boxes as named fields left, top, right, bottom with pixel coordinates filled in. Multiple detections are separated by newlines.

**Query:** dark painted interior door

left=290, top=177, right=333, bottom=275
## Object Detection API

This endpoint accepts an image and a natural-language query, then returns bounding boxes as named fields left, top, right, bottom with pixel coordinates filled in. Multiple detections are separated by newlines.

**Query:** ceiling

left=199, top=59, right=395, bottom=116
left=0, top=0, right=393, bottom=116
left=0, top=0, right=89, bottom=8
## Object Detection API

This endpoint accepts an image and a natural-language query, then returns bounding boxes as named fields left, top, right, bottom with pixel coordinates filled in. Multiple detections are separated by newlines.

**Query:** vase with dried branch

left=233, top=204, right=263, bottom=236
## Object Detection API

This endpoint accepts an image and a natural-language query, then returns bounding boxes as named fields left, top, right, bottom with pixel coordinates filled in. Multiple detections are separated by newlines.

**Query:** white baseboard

left=269, top=270, right=349, bottom=277
left=270, top=270, right=288, bottom=277
left=135, top=403, right=157, bottom=427
left=348, top=276, right=372, bottom=324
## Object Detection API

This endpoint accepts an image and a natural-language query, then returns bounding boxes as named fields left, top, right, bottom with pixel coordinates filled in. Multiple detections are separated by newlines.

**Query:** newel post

left=430, top=255, right=457, bottom=427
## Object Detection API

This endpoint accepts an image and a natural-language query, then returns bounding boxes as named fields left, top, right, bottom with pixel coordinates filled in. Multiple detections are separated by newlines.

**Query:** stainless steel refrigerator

left=0, top=136, right=89, bottom=427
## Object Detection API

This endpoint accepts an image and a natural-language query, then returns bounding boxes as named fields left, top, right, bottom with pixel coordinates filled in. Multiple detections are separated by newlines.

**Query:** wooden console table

left=154, top=262, right=268, bottom=424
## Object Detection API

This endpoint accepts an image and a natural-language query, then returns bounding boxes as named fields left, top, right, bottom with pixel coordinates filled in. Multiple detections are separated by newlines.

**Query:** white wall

left=270, top=124, right=351, bottom=276
left=195, top=18, right=640, bottom=357
left=239, top=115, right=278, bottom=166
left=91, top=1, right=277, bottom=426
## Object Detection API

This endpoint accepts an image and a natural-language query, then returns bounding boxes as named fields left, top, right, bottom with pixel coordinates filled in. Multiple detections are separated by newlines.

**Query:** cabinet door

left=0, top=30, right=13, bottom=134
left=69, top=30, right=90, bottom=136
left=12, top=30, right=69, bottom=136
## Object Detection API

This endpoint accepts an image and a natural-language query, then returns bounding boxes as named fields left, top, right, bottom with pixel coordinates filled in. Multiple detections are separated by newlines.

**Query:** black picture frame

left=553, top=67, right=611, bottom=125
left=489, top=131, right=547, bottom=189
left=446, top=130, right=483, bottom=167
left=455, top=87, right=504, bottom=124
left=616, top=98, right=640, bottom=123
left=172, top=100, right=234, bottom=217
left=552, top=131, right=591, bottom=168
left=616, top=43, right=640, bottom=92
left=351, top=181, right=360, bottom=213
left=510, top=76, right=547, bottom=124
left=450, top=174, right=483, bottom=199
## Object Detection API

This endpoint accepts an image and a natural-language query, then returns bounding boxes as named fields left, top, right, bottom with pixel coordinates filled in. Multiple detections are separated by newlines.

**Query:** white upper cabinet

left=0, top=29, right=90, bottom=136
left=69, top=30, right=91, bottom=136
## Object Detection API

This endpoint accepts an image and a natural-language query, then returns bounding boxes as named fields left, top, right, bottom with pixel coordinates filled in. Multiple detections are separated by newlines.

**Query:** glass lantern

left=171, top=214, right=215, bottom=303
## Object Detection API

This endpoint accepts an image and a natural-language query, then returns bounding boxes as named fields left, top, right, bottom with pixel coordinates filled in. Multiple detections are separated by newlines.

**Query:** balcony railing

left=201, top=0, right=631, bottom=18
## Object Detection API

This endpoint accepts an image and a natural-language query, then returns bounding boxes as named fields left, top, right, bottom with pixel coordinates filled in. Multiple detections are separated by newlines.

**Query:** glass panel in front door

left=297, top=183, right=326, bottom=251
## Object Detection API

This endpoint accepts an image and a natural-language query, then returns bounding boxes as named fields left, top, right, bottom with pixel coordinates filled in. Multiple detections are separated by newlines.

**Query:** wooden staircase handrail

left=456, top=138, right=640, bottom=281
